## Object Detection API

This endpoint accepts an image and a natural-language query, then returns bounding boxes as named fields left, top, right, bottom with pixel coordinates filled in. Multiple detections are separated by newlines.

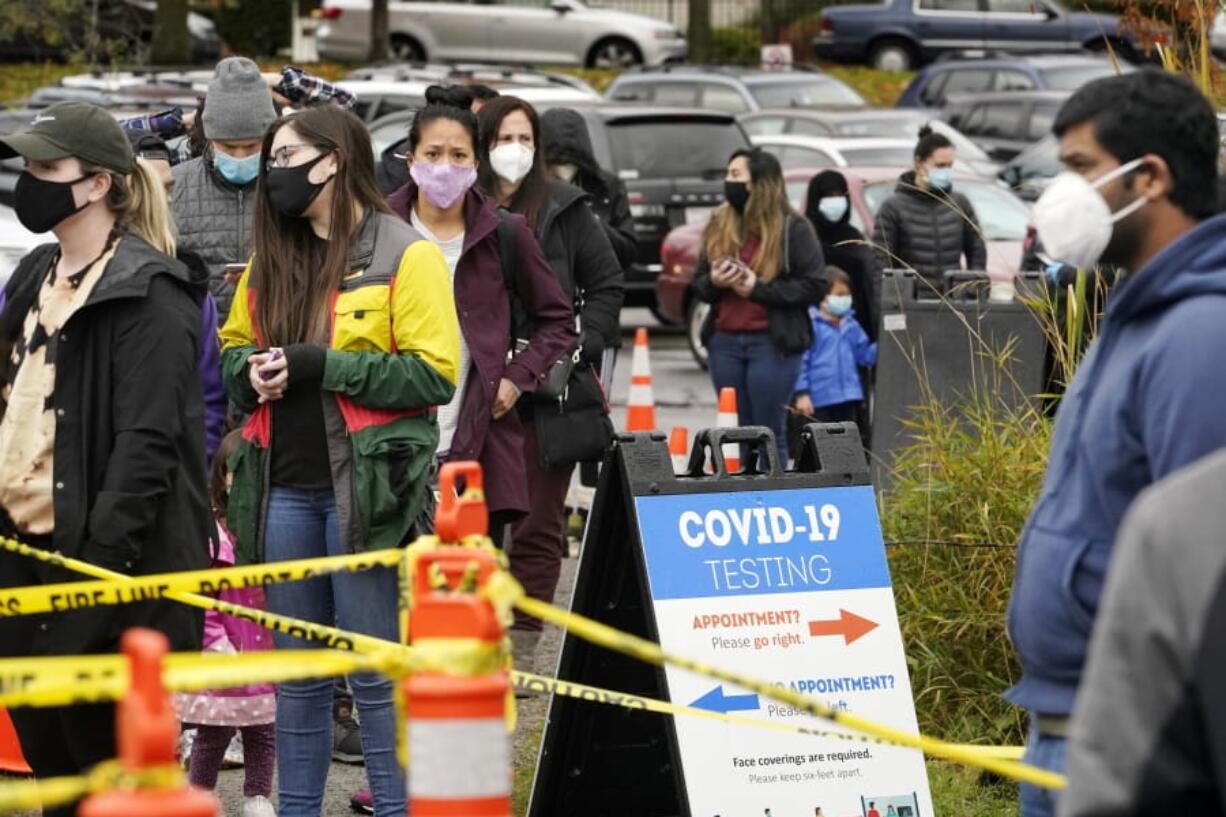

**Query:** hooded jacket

left=0, top=233, right=210, bottom=656
left=806, top=171, right=880, bottom=340
left=171, top=148, right=256, bottom=322
left=794, top=307, right=877, bottom=408
left=540, top=108, right=637, bottom=271
left=387, top=184, right=576, bottom=515
left=1007, top=213, right=1226, bottom=717
left=534, top=180, right=624, bottom=364
left=873, top=171, right=987, bottom=288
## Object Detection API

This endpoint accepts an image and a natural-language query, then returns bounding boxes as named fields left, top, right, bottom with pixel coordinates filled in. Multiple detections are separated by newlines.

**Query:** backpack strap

left=495, top=210, right=532, bottom=344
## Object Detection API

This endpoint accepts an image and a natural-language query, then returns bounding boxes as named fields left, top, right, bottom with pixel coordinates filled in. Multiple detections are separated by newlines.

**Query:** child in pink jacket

left=175, top=431, right=276, bottom=817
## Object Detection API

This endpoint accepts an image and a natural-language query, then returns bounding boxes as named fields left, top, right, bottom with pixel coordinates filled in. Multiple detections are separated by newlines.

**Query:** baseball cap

left=0, top=103, right=134, bottom=174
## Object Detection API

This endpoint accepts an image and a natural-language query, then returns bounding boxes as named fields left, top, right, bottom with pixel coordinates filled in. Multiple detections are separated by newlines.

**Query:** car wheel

left=587, top=37, right=643, bottom=69
left=868, top=39, right=914, bottom=72
left=686, top=300, right=710, bottom=370
left=390, top=35, right=426, bottom=63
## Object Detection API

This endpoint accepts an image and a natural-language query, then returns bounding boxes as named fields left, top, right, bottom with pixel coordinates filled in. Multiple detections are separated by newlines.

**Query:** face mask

left=411, top=161, right=477, bottom=210
left=824, top=294, right=853, bottom=317
left=818, top=196, right=848, bottom=223
left=553, top=163, right=578, bottom=183
left=213, top=150, right=261, bottom=186
left=927, top=167, right=953, bottom=192
left=489, top=142, right=535, bottom=184
left=264, top=153, right=331, bottom=218
left=724, top=180, right=749, bottom=212
left=1033, top=158, right=1147, bottom=271
left=14, top=172, right=92, bottom=233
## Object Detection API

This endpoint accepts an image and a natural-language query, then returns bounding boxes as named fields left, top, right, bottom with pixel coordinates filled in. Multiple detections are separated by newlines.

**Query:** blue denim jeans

left=1019, top=723, right=1067, bottom=817
left=263, top=487, right=405, bottom=817
left=707, top=331, right=803, bottom=468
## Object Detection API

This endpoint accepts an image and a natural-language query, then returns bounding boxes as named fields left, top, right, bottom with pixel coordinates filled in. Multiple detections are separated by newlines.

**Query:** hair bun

left=917, top=124, right=935, bottom=140
left=424, top=84, right=474, bottom=111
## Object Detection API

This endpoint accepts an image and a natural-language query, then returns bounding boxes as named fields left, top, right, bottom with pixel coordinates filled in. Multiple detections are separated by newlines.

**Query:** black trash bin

left=871, top=268, right=1047, bottom=488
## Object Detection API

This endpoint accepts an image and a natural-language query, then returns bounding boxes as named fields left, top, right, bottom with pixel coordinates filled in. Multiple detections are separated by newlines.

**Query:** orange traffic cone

left=669, top=427, right=689, bottom=475
left=0, top=709, right=29, bottom=774
left=79, top=629, right=220, bottom=817
left=717, top=387, right=741, bottom=473
left=625, top=328, right=656, bottom=432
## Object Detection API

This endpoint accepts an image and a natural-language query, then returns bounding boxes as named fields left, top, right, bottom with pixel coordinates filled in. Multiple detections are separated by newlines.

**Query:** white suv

left=317, top=0, right=687, bottom=68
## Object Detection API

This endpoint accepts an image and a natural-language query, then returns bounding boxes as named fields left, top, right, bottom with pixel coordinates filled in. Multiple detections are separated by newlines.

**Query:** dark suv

left=941, top=90, right=1070, bottom=161
left=605, top=65, right=866, bottom=115
left=813, top=0, right=1132, bottom=72
left=570, top=107, right=751, bottom=309
left=897, top=54, right=1131, bottom=108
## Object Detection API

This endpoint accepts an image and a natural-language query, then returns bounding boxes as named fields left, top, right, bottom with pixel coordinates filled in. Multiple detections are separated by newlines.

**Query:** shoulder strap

left=495, top=209, right=519, bottom=294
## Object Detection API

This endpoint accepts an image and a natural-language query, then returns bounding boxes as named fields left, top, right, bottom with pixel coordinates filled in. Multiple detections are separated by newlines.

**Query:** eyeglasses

left=266, top=143, right=319, bottom=171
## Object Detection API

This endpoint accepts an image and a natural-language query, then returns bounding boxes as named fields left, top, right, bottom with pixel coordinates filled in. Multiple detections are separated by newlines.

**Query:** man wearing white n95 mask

left=1007, top=69, right=1226, bottom=817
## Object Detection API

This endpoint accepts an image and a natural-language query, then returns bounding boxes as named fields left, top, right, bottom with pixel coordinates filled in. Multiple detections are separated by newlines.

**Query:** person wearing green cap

left=0, top=102, right=210, bottom=814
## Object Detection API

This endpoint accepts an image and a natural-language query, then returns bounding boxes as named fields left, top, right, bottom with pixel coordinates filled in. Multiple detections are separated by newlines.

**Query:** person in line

left=804, top=170, right=877, bottom=338
left=540, top=107, right=637, bottom=272
left=791, top=267, right=877, bottom=430
left=1059, top=446, right=1226, bottom=817
left=124, top=129, right=227, bottom=467
left=175, top=431, right=276, bottom=817
left=219, top=104, right=461, bottom=817
left=376, top=85, right=499, bottom=196
left=1005, top=69, right=1226, bottom=817
left=692, top=147, right=825, bottom=468
left=475, top=95, right=623, bottom=671
left=385, top=87, right=575, bottom=547
left=0, top=103, right=210, bottom=815
left=873, top=126, right=986, bottom=291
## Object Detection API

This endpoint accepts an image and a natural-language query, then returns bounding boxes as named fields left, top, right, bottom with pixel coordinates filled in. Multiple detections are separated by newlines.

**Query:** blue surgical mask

left=824, top=294, right=853, bottom=317
left=818, top=196, right=848, bottom=223
left=213, top=149, right=261, bottom=185
left=927, top=167, right=953, bottom=192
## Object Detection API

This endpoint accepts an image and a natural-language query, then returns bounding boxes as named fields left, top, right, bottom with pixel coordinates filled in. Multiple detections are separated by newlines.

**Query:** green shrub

left=213, top=0, right=292, bottom=58
left=709, top=27, right=761, bottom=65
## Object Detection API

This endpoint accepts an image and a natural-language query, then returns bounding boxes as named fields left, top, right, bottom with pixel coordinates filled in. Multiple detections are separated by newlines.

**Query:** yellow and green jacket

left=219, top=211, right=460, bottom=564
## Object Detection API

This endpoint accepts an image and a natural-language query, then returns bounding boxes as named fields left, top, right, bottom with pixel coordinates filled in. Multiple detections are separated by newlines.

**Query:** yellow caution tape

left=0, top=759, right=183, bottom=813
left=510, top=669, right=1026, bottom=761
left=0, top=549, right=404, bottom=618
left=488, top=573, right=1064, bottom=791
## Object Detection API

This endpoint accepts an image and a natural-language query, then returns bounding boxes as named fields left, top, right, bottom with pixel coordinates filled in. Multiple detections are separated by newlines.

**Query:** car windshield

left=606, top=120, right=749, bottom=179
left=862, top=179, right=1030, bottom=241
left=370, top=118, right=412, bottom=159
left=749, top=79, right=866, bottom=109
left=839, top=146, right=916, bottom=166
left=1040, top=63, right=1128, bottom=91
left=830, top=118, right=991, bottom=162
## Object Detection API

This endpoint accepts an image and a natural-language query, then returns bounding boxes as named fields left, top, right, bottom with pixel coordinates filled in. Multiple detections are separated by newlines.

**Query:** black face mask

left=14, top=172, right=93, bottom=234
left=264, top=153, right=331, bottom=218
left=724, top=180, right=750, bottom=213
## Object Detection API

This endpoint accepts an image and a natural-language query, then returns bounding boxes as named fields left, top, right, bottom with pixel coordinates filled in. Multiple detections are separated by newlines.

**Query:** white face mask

left=490, top=142, right=535, bottom=184
left=1033, top=158, right=1148, bottom=270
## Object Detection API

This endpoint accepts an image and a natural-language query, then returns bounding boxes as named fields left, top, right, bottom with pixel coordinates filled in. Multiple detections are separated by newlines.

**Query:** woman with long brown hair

left=219, top=104, right=460, bottom=817
left=693, top=147, right=826, bottom=468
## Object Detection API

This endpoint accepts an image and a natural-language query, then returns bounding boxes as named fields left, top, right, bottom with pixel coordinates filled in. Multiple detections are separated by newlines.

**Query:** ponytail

left=84, top=158, right=177, bottom=256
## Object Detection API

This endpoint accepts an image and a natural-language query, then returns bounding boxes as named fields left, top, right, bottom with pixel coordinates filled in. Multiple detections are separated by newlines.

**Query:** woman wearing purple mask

left=386, top=86, right=575, bottom=547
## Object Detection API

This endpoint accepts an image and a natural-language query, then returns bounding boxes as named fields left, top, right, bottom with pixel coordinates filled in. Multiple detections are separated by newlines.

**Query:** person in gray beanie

left=171, top=56, right=278, bottom=322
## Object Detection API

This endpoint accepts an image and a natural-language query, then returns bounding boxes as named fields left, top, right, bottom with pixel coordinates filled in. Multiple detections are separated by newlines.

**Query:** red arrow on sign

left=808, top=609, right=879, bottom=645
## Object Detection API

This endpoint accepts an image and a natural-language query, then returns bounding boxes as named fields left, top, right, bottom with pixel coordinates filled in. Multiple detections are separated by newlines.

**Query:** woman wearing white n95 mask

left=475, top=95, right=624, bottom=676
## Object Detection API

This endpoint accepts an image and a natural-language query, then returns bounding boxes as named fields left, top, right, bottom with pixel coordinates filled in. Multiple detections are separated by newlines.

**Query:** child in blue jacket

left=792, top=267, right=877, bottom=425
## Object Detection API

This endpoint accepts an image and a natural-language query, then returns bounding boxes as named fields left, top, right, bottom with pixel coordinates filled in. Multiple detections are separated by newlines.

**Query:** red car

left=656, top=165, right=1031, bottom=367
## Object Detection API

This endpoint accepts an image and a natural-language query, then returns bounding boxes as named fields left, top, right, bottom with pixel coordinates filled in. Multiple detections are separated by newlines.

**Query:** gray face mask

left=553, top=163, right=579, bottom=183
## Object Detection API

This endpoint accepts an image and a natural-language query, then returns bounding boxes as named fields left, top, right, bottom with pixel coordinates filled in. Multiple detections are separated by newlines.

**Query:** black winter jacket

left=873, top=171, right=987, bottom=288
left=692, top=213, right=827, bottom=357
left=540, top=108, right=638, bottom=270
left=0, top=234, right=210, bottom=656
left=535, top=180, right=625, bottom=364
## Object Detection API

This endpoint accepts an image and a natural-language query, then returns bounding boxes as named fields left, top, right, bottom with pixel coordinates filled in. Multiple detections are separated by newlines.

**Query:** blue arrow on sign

left=689, top=685, right=761, bottom=713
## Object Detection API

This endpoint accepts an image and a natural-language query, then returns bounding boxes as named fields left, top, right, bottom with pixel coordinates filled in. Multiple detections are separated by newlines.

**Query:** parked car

left=0, top=205, right=46, bottom=289
left=346, top=62, right=599, bottom=95
left=751, top=135, right=929, bottom=172
left=658, top=165, right=1031, bottom=366
left=812, top=0, right=1133, bottom=72
left=740, top=110, right=1000, bottom=177
left=941, top=89, right=1069, bottom=162
left=341, top=77, right=600, bottom=122
left=897, top=54, right=1132, bottom=108
left=316, top=0, right=686, bottom=67
left=998, top=134, right=1061, bottom=201
left=606, top=65, right=866, bottom=115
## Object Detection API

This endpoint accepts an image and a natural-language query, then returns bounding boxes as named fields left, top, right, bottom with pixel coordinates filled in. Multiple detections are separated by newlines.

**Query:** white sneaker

left=242, top=795, right=276, bottom=817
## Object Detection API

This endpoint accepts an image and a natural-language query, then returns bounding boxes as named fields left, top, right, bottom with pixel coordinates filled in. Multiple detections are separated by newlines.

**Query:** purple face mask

left=410, top=161, right=477, bottom=210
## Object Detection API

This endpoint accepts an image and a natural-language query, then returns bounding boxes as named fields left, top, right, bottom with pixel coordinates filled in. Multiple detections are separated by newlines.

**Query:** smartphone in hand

left=259, top=348, right=283, bottom=381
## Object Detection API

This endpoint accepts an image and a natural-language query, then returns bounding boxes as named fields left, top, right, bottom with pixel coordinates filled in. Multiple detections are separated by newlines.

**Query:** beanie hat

left=202, top=57, right=277, bottom=141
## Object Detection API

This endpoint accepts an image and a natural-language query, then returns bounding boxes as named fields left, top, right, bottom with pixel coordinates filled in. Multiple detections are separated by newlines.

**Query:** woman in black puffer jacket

left=873, top=126, right=987, bottom=291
